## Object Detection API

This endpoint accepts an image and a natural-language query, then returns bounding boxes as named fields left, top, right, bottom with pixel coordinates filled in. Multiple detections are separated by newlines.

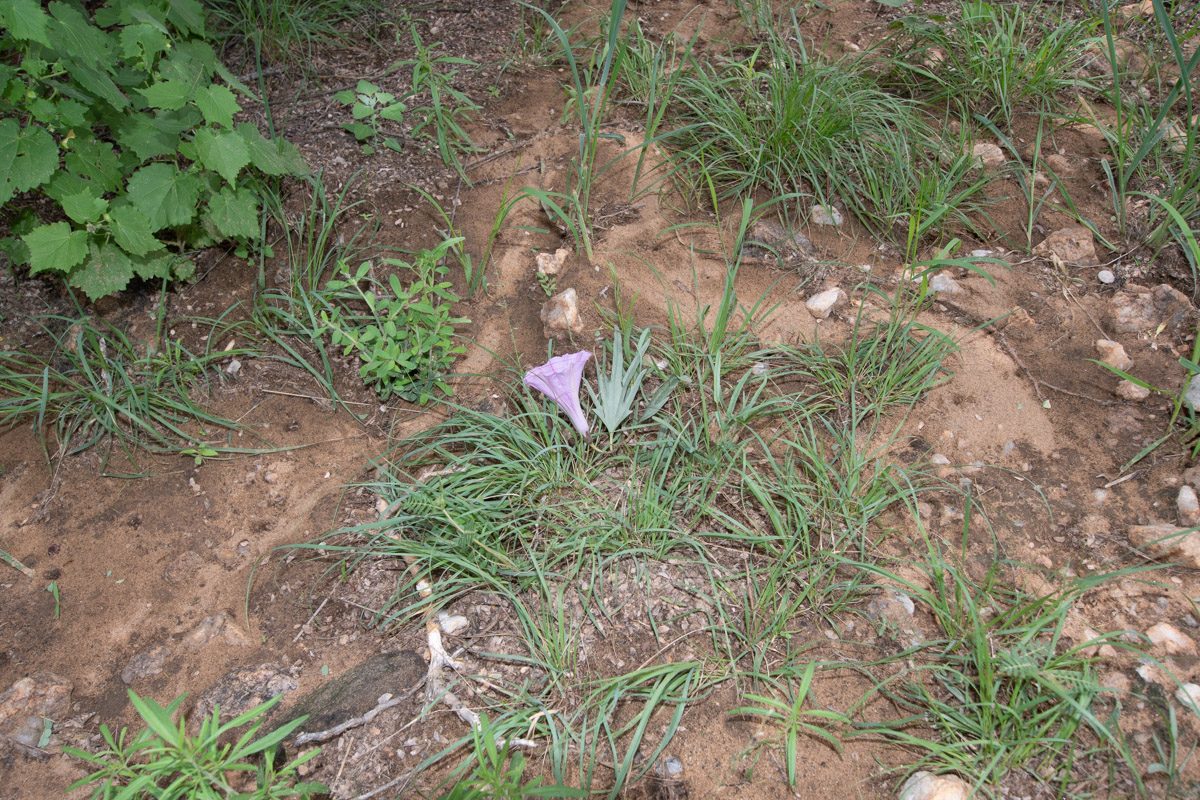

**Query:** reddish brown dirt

left=4, top=1, right=1200, bottom=799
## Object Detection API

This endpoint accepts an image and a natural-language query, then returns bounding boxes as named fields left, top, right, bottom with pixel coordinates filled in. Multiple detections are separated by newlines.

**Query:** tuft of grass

left=884, top=1, right=1095, bottom=127
left=1091, top=0, right=1200, bottom=276
left=847, top=542, right=1161, bottom=797
left=205, top=0, right=383, bottom=69
left=668, top=23, right=989, bottom=244
left=0, top=309, right=263, bottom=472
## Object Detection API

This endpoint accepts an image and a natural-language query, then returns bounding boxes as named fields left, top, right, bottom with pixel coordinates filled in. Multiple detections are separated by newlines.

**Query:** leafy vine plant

left=0, top=0, right=308, bottom=300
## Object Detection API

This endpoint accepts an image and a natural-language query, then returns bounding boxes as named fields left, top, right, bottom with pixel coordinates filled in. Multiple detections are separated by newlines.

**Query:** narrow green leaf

left=24, top=221, right=87, bottom=274
left=3, top=0, right=52, bottom=47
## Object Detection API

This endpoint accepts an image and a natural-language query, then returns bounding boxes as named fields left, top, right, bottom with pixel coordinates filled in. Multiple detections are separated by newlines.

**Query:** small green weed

left=45, top=580, right=60, bottom=619
left=587, top=327, right=655, bottom=438
left=731, top=662, right=850, bottom=786
left=392, top=24, right=482, bottom=180
left=319, top=239, right=469, bottom=405
left=436, top=714, right=587, bottom=799
left=335, top=80, right=407, bottom=154
left=66, top=691, right=324, bottom=800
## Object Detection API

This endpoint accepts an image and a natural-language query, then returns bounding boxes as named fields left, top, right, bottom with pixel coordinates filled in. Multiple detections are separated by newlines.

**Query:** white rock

left=971, top=142, right=1006, bottom=171
left=898, top=771, right=971, bottom=800
left=1146, top=622, right=1198, bottom=655
left=437, top=612, right=469, bottom=635
left=1179, top=486, right=1200, bottom=527
left=1094, top=339, right=1132, bottom=371
left=806, top=287, right=848, bottom=319
left=1116, top=380, right=1150, bottom=401
left=540, top=288, right=583, bottom=338
left=1176, top=683, right=1200, bottom=712
left=225, top=359, right=241, bottom=376
left=535, top=248, right=570, bottom=277
left=928, top=272, right=964, bottom=294
left=969, top=249, right=993, bottom=258
left=810, top=204, right=843, bottom=226
left=1185, top=376, right=1200, bottom=412
left=1098, top=269, right=1116, bottom=284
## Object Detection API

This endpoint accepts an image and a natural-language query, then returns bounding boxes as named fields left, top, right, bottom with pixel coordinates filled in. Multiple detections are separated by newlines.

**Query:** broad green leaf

left=236, top=123, right=308, bottom=175
left=64, top=138, right=122, bottom=193
left=195, top=84, right=240, bottom=130
left=356, top=80, right=379, bottom=94
left=138, top=79, right=191, bottom=111
left=24, top=221, right=87, bottom=275
left=73, top=241, right=134, bottom=300
left=127, top=163, right=200, bottom=230
left=115, top=113, right=178, bottom=160
left=109, top=205, right=161, bottom=255
left=204, top=186, right=258, bottom=239
left=0, top=119, right=16, bottom=202
left=4, top=124, right=58, bottom=196
left=119, top=23, right=169, bottom=64
left=47, top=2, right=112, bottom=70
left=61, top=189, right=108, bottom=223
left=3, top=0, right=51, bottom=47
left=43, top=170, right=94, bottom=203
left=379, top=104, right=406, bottom=122
left=26, top=97, right=57, bottom=123
left=131, top=251, right=172, bottom=280
left=334, top=90, right=356, bottom=105
left=193, top=127, right=249, bottom=184
left=54, top=98, right=90, bottom=129
left=343, top=122, right=373, bottom=141
left=153, top=106, right=203, bottom=136
left=165, top=0, right=205, bottom=37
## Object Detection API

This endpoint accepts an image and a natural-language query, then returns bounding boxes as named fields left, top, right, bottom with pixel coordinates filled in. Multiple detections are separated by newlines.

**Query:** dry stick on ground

left=374, top=495, right=537, bottom=749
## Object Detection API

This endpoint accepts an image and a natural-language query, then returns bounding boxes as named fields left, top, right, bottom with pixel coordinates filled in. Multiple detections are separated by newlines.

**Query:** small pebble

left=1098, top=269, right=1116, bottom=284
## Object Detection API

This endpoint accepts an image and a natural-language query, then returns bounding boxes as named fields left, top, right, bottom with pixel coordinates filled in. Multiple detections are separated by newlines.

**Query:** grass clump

left=668, top=27, right=988, bottom=244
left=850, top=551, right=1154, bottom=798
left=0, top=309, right=259, bottom=471
left=885, top=0, right=1096, bottom=126
left=205, top=0, right=382, bottom=67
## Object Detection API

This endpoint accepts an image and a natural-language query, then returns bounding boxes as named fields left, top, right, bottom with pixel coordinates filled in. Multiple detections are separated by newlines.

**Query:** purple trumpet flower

left=523, top=351, right=592, bottom=437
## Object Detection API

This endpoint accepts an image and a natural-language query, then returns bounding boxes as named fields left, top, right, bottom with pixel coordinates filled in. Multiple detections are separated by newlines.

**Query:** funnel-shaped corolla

left=523, top=351, right=592, bottom=437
